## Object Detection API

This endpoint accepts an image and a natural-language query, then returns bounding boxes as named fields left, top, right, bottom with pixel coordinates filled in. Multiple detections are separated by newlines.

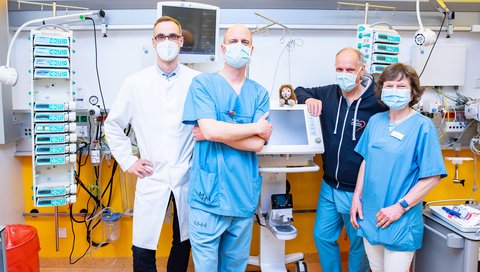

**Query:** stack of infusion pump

left=357, top=24, right=401, bottom=74
left=31, top=28, right=77, bottom=207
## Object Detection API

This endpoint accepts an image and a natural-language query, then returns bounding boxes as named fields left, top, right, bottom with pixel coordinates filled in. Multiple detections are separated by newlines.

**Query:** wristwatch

left=398, top=199, right=410, bottom=211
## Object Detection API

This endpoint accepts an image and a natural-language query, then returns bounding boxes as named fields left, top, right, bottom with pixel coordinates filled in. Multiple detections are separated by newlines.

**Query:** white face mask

left=224, top=43, right=251, bottom=68
left=381, top=88, right=412, bottom=110
left=155, top=40, right=180, bottom=62
left=336, top=69, right=360, bottom=92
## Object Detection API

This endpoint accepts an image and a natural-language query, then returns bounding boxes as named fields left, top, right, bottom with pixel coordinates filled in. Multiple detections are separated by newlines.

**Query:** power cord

left=84, top=17, right=107, bottom=117
left=85, top=17, right=108, bottom=149
left=419, top=14, right=447, bottom=78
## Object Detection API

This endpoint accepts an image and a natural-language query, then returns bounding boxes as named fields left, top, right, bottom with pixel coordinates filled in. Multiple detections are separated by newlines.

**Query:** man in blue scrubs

left=294, top=48, right=386, bottom=272
left=182, top=24, right=272, bottom=272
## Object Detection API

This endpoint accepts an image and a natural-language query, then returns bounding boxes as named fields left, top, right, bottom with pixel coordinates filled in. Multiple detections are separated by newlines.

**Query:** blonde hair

left=153, top=16, right=182, bottom=35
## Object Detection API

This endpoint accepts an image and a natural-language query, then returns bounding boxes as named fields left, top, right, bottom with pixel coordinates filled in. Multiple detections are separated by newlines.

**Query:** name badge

left=391, top=130, right=405, bottom=141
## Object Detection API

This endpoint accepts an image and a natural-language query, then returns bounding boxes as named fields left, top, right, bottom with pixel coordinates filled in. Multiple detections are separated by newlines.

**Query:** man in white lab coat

left=105, top=16, right=199, bottom=272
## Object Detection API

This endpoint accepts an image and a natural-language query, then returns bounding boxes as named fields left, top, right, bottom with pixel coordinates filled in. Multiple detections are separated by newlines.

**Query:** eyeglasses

left=154, top=33, right=181, bottom=42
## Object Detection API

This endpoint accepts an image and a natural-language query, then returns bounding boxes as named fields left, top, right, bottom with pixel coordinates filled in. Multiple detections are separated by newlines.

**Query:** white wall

left=10, top=26, right=480, bottom=110
left=0, top=0, right=25, bottom=225
left=2, top=6, right=479, bottom=225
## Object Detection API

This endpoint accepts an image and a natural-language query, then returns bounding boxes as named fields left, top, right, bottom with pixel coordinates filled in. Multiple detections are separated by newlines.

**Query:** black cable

left=255, top=212, right=267, bottom=228
left=85, top=17, right=107, bottom=148
left=101, top=161, right=118, bottom=207
left=99, top=113, right=104, bottom=147
left=94, top=166, right=99, bottom=180
left=71, top=162, right=111, bottom=255
left=86, top=215, right=108, bottom=248
left=69, top=204, right=91, bottom=264
left=85, top=17, right=107, bottom=118
left=419, top=14, right=447, bottom=78
left=125, top=124, right=132, bottom=136
left=75, top=175, right=102, bottom=207
left=69, top=200, right=88, bottom=224
left=76, top=149, right=83, bottom=176
left=75, top=175, right=108, bottom=248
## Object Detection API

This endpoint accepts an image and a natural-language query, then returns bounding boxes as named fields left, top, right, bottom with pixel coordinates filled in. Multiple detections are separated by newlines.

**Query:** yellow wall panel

left=21, top=149, right=478, bottom=258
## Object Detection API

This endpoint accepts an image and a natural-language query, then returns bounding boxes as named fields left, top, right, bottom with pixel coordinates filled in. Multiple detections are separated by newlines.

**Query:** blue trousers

left=313, top=181, right=369, bottom=272
left=189, top=207, right=253, bottom=272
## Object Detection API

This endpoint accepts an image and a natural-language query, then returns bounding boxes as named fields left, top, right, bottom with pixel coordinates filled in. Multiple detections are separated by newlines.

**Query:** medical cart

left=414, top=207, right=480, bottom=272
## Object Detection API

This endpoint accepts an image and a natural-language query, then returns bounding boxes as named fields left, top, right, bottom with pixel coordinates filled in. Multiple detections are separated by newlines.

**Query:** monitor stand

left=248, top=154, right=318, bottom=272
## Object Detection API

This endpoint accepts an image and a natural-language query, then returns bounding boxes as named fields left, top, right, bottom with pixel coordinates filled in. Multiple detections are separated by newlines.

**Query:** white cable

left=6, top=11, right=97, bottom=67
left=269, top=38, right=303, bottom=98
left=416, top=0, right=424, bottom=30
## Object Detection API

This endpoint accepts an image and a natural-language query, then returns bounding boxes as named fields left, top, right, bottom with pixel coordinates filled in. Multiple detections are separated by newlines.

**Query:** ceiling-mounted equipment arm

left=429, top=0, right=454, bottom=37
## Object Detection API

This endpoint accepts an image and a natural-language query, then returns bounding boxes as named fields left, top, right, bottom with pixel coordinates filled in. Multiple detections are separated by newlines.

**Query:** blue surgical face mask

left=224, top=43, right=251, bottom=68
left=336, top=69, right=360, bottom=92
left=381, top=88, right=412, bottom=110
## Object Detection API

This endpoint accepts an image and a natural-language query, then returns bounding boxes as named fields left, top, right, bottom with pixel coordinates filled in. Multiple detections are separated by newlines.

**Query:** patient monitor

left=249, top=104, right=324, bottom=272
left=260, top=104, right=324, bottom=155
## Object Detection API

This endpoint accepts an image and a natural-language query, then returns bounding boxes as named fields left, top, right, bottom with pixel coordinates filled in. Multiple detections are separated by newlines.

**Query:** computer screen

left=260, top=105, right=324, bottom=155
left=267, top=110, right=308, bottom=145
left=157, top=2, right=219, bottom=63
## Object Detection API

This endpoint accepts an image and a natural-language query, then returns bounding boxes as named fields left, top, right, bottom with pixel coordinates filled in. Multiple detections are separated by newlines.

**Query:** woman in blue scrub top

left=350, top=63, right=447, bottom=271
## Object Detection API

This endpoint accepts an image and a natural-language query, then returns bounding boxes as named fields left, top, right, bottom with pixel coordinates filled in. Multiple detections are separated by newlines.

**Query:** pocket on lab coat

left=191, top=168, right=220, bottom=207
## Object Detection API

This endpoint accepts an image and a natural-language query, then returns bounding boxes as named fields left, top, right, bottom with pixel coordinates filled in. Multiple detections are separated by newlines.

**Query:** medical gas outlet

left=445, top=121, right=467, bottom=133
left=31, top=29, right=77, bottom=207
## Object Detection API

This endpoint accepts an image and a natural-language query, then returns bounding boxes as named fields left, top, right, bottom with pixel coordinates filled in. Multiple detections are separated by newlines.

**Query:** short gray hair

left=336, top=47, right=365, bottom=66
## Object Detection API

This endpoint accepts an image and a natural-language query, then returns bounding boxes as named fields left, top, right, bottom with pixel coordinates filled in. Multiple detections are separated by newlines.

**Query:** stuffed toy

left=279, top=84, right=298, bottom=106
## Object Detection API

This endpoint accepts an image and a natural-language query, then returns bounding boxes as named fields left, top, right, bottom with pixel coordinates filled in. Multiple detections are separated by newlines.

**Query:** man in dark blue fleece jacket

left=295, top=48, right=386, bottom=272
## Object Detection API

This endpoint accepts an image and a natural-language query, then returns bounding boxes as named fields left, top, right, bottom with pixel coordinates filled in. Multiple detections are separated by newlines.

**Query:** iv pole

left=336, top=1, right=396, bottom=24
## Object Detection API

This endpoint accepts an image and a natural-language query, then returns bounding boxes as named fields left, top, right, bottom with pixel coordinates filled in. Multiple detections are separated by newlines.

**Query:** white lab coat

left=105, top=64, right=199, bottom=250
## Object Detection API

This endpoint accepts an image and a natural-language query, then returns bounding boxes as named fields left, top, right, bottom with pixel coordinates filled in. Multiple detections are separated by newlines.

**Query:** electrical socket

left=58, top=227, right=67, bottom=238
left=445, top=121, right=467, bottom=133
left=76, top=125, right=88, bottom=137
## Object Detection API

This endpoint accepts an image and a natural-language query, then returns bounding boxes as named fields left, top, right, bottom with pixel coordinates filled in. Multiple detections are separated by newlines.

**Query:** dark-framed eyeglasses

left=154, top=33, right=181, bottom=42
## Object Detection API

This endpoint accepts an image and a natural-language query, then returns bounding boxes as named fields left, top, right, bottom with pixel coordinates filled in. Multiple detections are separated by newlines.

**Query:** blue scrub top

left=355, top=111, right=447, bottom=251
left=183, top=73, right=270, bottom=217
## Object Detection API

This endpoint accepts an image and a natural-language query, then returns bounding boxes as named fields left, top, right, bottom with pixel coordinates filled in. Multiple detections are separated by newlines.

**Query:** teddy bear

left=279, top=84, right=298, bottom=106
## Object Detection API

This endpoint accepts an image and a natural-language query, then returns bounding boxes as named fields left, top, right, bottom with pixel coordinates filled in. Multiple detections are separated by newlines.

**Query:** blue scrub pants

left=313, top=180, right=369, bottom=272
left=189, top=207, right=253, bottom=272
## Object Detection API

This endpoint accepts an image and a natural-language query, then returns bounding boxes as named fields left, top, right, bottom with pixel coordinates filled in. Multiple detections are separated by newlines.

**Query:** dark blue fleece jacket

left=295, top=75, right=386, bottom=192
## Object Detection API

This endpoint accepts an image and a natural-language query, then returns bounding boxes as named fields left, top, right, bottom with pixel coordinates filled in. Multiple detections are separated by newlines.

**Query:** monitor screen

left=157, top=2, right=219, bottom=63
left=268, top=110, right=308, bottom=145
left=259, top=105, right=324, bottom=155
